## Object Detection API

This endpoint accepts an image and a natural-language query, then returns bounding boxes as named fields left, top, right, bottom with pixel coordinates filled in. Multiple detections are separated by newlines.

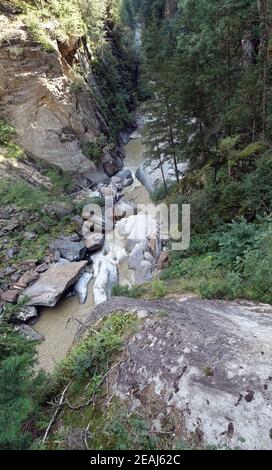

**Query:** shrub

left=81, top=142, right=102, bottom=166
left=215, top=218, right=258, bottom=268
left=0, top=118, right=15, bottom=145
left=150, top=184, right=168, bottom=202
left=150, top=280, right=167, bottom=298
left=59, top=313, right=136, bottom=381
left=112, top=284, right=145, bottom=298
left=0, top=323, right=53, bottom=450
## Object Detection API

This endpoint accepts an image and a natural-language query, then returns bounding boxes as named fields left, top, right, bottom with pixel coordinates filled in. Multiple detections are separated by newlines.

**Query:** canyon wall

left=0, top=6, right=124, bottom=182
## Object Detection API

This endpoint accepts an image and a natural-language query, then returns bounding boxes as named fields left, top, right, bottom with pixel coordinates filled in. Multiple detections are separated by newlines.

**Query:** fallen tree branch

left=42, top=381, right=72, bottom=445
left=50, top=361, right=123, bottom=412
left=84, top=421, right=92, bottom=450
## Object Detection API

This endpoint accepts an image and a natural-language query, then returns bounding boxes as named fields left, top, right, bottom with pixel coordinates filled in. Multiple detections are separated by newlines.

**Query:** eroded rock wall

left=0, top=11, right=123, bottom=179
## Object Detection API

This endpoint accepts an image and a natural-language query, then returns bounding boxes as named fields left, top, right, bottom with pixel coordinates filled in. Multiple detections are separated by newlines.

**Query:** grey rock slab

left=23, top=260, right=87, bottom=307
left=77, top=296, right=272, bottom=450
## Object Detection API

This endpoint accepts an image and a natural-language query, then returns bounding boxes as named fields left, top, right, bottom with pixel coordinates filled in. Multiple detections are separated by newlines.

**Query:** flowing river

left=35, top=131, right=151, bottom=373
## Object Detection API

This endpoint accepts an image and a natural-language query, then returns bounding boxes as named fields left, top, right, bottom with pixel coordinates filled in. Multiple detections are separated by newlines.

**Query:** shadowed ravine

left=35, top=131, right=151, bottom=372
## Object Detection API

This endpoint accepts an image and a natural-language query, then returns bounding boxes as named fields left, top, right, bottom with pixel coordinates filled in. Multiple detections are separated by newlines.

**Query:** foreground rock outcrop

left=77, top=296, right=272, bottom=450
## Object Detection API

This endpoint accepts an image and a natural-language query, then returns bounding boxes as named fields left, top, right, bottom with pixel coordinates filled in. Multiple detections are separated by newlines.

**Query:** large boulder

left=16, top=325, right=44, bottom=342
left=23, top=261, right=87, bottom=307
left=114, top=199, right=135, bottom=222
left=136, top=159, right=188, bottom=194
left=84, top=233, right=105, bottom=252
left=128, top=242, right=147, bottom=270
left=74, top=272, right=93, bottom=305
left=12, top=306, right=38, bottom=324
left=135, top=260, right=153, bottom=284
left=93, top=260, right=118, bottom=305
left=115, top=168, right=134, bottom=188
left=0, top=16, right=100, bottom=174
left=50, top=237, right=87, bottom=262
left=77, top=297, right=272, bottom=450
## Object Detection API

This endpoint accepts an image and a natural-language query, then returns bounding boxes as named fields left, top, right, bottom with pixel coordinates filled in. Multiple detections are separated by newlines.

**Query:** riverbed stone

left=116, top=168, right=134, bottom=188
left=44, top=201, right=75, bottom=220
left=128, top=242, right=146, bottom=270
left=1, top=289, right=20, bottom=303
left=93, top=260, right=118, bottom=305
left=74, top=272, right=93, bottom=305
left=130, top=130, right=142, bottom=140
left=157, top=251, right=169, bottom=270
left=114, top=199, right=135, bottom=221
left=50, top=237, right=87, bottom=262
left=16, top=325, right=44, bottom=342
left=135, top=260, right=153, bottom=284
left=144, top=251, right=156, bottom=266
left=14, top=270, right=39, bottom=289
left=136, top=159, right=188, bottom=194
left=23, top=260, right=87, bottom=307
left=35, top=263, right=48, bottom=274
left=71, top=215, right=84, bottom=235
left=13, top=306, right=38, bottom=323
left=84, top=233, right=105, bottom=252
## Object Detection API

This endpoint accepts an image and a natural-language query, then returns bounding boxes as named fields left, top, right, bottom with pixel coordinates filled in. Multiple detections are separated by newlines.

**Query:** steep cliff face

left=0, top=8, right=124, bottom=180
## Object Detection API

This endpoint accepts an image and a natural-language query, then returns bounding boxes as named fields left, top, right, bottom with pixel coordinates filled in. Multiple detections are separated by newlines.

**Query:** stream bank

left=34, top=126, right=157, bottom=372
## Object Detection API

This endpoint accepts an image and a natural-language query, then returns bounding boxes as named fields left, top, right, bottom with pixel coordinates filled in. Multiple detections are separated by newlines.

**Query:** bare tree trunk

left=156, top=145, right=168, bottom=195
left=164, top=96, right=180, bottom=183
left=259, top=0, right=269, bottom=140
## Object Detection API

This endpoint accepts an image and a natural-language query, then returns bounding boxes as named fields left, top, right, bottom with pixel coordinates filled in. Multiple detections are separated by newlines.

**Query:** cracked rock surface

left=77, top=296, right=272, bottom=450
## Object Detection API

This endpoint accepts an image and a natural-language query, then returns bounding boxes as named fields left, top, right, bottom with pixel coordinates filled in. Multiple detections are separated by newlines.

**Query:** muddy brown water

left=35, top=134, right=151, bottom=373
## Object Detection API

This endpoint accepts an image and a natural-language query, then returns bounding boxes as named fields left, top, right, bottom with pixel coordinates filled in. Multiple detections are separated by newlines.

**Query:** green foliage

left=93, top=43, right=135, bottom=138
left=215, top=218, right=258, bottom=268
left=0, top=180, right=53, bottom=210
left=59, top=313, right=137, bottom=381
left=0, top=118, right=15, bottom=145
left=150, top=280, right=167, bottom=298
left=0, top=170, right=73, bottom=211
left=3, top=296, right=31, bottom=322
left=81, top=142, right=102, bottom=166
left=5, top=143, right=24, bottom=159
left=236, top=142, right=266, bottom=161
left=162, top=215, right=272, bottom=304
left=100, top=403, right=157, bottom=450
left=24, top=11, right=55, bottom=53
left=112, top=284, right=146, bottom=298
left=0, top=323, right=53, bottom=450
left=0, top=176, right=74, bottom=263
left=0, top=118, right=24, bottom=159
left=45, top=167, right=73, bottom=193
left=150, top=184, right=168, bottom=202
